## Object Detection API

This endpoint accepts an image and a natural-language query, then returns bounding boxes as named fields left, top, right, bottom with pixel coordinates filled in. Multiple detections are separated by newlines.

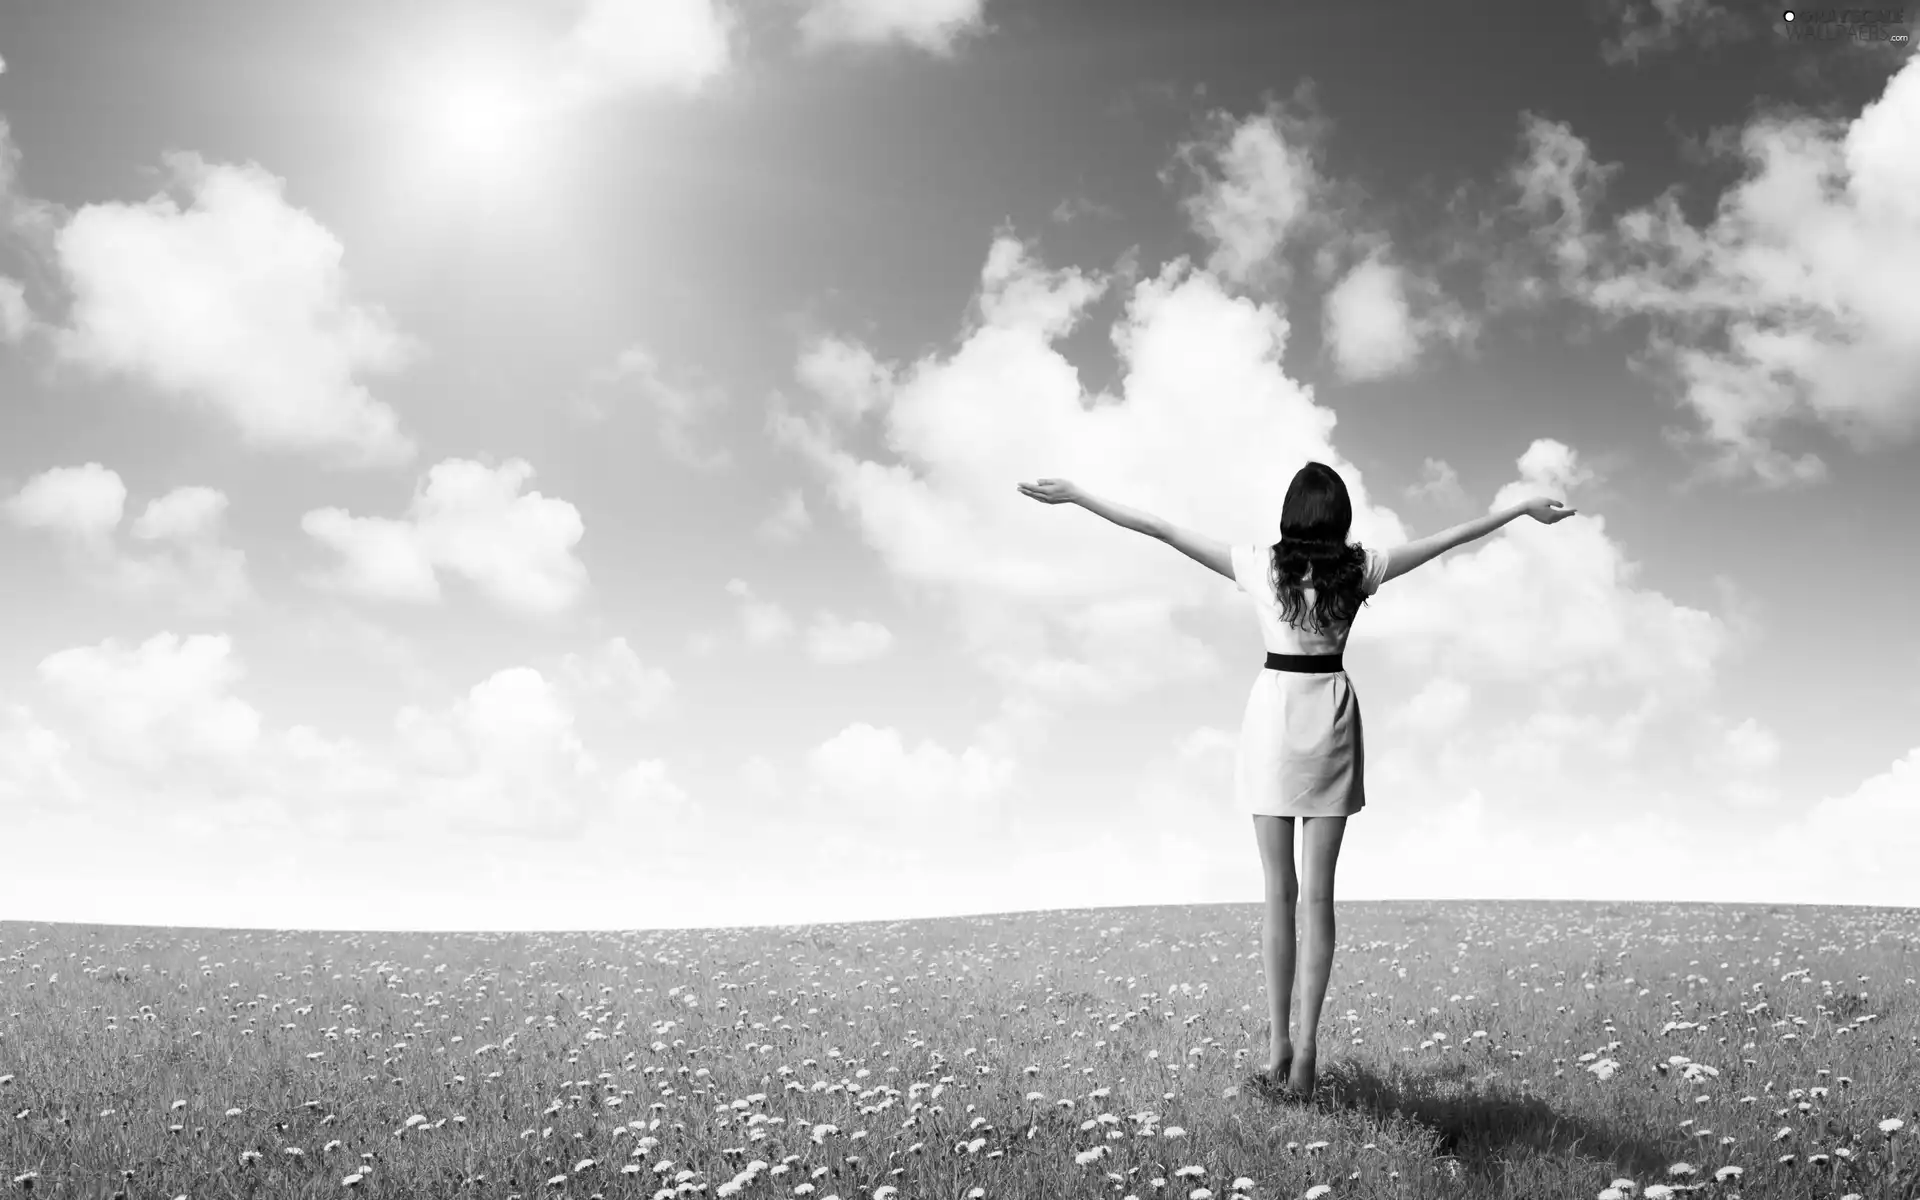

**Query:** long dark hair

left=1267, top=461, right=1370, bottom=632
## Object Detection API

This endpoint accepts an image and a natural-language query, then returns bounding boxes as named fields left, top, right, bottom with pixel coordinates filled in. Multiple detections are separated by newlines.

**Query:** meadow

left=1, top=901, right=1916, bottom=1200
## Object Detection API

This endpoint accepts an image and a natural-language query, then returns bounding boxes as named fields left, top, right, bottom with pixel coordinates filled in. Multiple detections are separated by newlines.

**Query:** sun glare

left=411, top=68, right=541, bottom=176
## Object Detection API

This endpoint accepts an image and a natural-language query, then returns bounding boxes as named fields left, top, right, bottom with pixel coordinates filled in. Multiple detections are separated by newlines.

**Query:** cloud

left=795, top=335, right=896, bottom=421
left=37, top=634, right=263, bottom=776
left=1495, top=114, right=1623, bottom=307
left=558, top=636, right=674, bottom=721
left=587, top=345, right=731, bottom=468
left=1489, top=60, right=1920, bottom=484
left=1322, top=253, right=1421, bottom=379
left=756, top=488, right=813, bottom=542
left=1175, top=101, right=1472, bottom=374
left=770, top=227, right=1752, bottom=891
left=804, top=613, right=894, bottom=664
left=12, top=631, right=685, bottom=840
left=4, top=464, right=251, bottom=614
left=723, top=578, right=797, bottom=646
left=0, top=276, right=29, bottom=342
left=302, top=458, right=588, bottom=616
left=1404, top=457, right=1467, bottom=506
left=796, top=0, right=990, bottom=54
left=1761, top=746, right=1920, bottom=904
left=1321, top=251, right=1472, bottom=381
left=1172, top=100, right=1330, bottom=289
left=0, top=702, right=81, bottom=812
left=1393, top=676, right=1473, bottom=735
left=1363, top=439, right=1726, bottom=690
left=4, top=462, right=125, bottom=547
left=1596, top=0, right=1754, bottom=64
left=804, top=721, right=1013, bottom=826
left=554, top=0, right=737, bottom=102
left=52, top=154, right=419, bottom=467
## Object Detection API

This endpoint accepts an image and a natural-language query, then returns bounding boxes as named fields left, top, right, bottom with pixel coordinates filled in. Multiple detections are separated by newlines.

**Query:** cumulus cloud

left=37, top=634, right=263, bottom=776
left=1321, top=250, right=1473, bottom=381
left=1362, top=438, right=1726, bottom=691
left=0, top=275, right=29, bottom=342
left=11, top=631, right=685, bottom=840
left=1173, top=100, right=1329, bottom=289
left=1404, top=456, right=1467, bottom=506
left=1596, top=0, right=1754, bottom=64
left=804, top=613, right=894, bottom=664
left=723, top=578, right=797, bottom=646
left=302, top=458, right=588, bottom=616
left=756, top=488, right=813, bottom=542
left=4, top=464, right=251, bottom=614
left=796, top=0, right=990, bottom=55
left=4, top=462, right=125, bottom=547
left=779, top=238, right=1316, bottom=708
left=1321, top=253, right=1422, bottom=379
left=586, top=345, right=731, bottom=467
left=795, top=335, right=896, bottom=421
left=554, top=0, right=737, bottom=102
left=770, top=228, right=1761, bottom=895
left=1490, top=60, right=1920, bottom=484
left=52, top=154, right=419, bottom=467
left=558, top=636, right=674, bottom=721
left=804, top=721, right=1013, bottom=826
left=1762, top=746, right=1920, bottom=904
left=1176, top=100, right=1471, bottom=374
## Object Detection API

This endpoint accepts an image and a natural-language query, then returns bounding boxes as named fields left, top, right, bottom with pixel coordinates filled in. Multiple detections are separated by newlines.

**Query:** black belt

left=1264, top=652, right=1343, bottom=673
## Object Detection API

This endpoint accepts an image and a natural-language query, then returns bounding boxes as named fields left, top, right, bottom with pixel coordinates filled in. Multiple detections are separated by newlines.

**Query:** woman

left=1018, top=463, right=1575, bottom=1099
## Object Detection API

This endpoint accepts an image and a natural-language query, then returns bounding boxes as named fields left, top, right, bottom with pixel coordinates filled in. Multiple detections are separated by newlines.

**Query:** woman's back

left=1229, top=542, right=1388, bottom=655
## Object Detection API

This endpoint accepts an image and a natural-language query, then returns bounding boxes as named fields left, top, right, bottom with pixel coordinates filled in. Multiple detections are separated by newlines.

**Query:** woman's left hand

left=1017, top=478, right=1081, bottom=505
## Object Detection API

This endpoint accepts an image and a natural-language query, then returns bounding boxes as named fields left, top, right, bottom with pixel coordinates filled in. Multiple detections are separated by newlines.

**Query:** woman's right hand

left=1522, top=496, right=1577, bottom=524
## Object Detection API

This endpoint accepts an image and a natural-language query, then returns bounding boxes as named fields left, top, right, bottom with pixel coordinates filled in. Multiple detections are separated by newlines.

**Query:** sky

left=0, top=0, right=1916, bottom=930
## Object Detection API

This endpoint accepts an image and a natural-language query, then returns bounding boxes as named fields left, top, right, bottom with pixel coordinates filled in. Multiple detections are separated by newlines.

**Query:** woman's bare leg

left=1289, top=814, right=1347, bottom=1096
left=1251, top=815, right=1297, bottom=1077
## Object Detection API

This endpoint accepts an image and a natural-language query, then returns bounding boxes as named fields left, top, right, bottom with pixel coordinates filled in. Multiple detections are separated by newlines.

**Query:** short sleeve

left=1360, top=546, right=1389, bottom=596
left=1228, top=543, right=1264, bottom=595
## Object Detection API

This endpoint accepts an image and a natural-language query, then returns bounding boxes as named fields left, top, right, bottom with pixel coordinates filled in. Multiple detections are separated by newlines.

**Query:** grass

left=2, top=900, right=1917, bottom=1200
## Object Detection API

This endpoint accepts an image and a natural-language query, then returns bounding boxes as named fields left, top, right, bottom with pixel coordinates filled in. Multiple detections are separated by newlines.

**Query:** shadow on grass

left=1252, top=1057, right=1672, bottom=1181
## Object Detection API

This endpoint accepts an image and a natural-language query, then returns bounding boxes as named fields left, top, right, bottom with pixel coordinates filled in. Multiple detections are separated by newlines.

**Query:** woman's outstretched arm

left=1381, top=495, right=1576, bottom=584
left=1017, top=478, right=1235, bottom=581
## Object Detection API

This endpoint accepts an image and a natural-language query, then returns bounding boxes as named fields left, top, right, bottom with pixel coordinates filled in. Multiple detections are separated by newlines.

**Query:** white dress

left=1229, top=542, right=1389, bottom=818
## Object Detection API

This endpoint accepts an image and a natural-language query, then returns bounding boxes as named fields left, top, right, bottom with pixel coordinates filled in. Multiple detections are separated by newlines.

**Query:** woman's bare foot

left=1265, top=1037, right=1293, bottom=1081
left=1287, top=1043, right=1318, bottom=1098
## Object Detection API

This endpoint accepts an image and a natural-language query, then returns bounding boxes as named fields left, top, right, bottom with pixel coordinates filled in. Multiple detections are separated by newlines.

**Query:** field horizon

left=5, top=899, right=1917, bottom=1199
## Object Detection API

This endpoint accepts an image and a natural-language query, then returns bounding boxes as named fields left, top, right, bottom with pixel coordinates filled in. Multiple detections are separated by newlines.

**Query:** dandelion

left=1643, top=1187, right=1674, bottom=1200
left=1232, top=1180, right=1254, bottom=1191
left=1714, top=1166, right=1741, bottom=1182
left=1882, top=1119, right=1905, bottom=1134
left=1163, top=1126, right=1186, bottom=1138
left=1304, top=1187, right=1332, bottom=1199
